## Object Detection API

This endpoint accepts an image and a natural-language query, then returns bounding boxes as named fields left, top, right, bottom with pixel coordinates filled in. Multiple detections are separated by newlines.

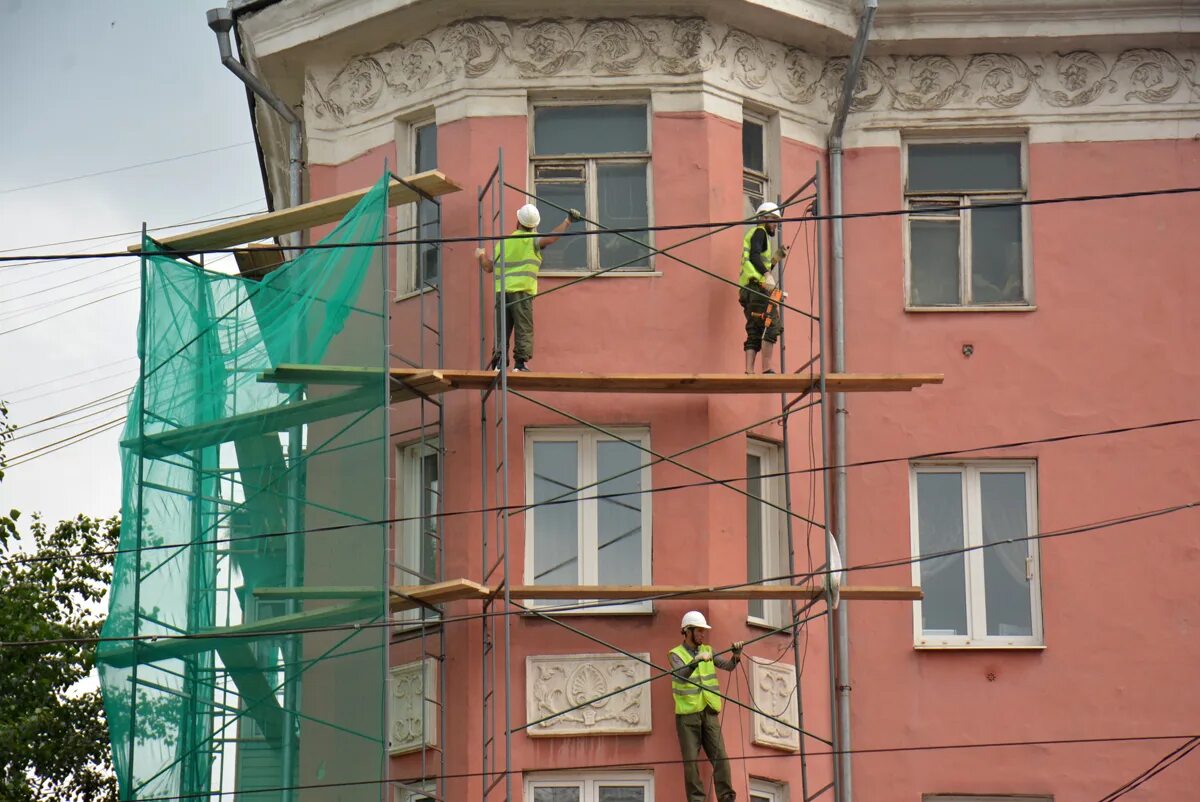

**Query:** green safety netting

left=99, top=173, right=392, bottom=801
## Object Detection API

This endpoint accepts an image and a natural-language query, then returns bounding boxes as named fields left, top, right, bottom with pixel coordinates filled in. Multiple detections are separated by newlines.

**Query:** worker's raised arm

left=538, top=208, right=582, bottom=250
left=668, top=649, right=702, bottom=680
left=475, top=247, right=493, bottom=273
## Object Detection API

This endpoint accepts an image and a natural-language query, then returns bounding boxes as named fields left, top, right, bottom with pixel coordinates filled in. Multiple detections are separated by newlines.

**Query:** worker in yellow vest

left=475, top=203, right=580, bottom=371
left=669, top=611, right=744, bottom=802
left=738, top=202, right=787, bottom=374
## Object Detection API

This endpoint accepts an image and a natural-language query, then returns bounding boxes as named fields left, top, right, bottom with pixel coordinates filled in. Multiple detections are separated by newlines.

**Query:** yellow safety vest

left=670, top=644, right=722, bottom=715
left=493, top=229, right=541, bottom=294
left=739, top=224, right=774, bottom=287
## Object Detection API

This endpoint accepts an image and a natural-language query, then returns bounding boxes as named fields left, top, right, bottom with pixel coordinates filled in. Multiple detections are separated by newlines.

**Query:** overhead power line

left=1097, top=736, right=1200, bottom=802
left=2, top=184, right=1199, bottom=263
left=0, top=142, right=253, bottom=195
left=0, top=495, right=1193, bottom=641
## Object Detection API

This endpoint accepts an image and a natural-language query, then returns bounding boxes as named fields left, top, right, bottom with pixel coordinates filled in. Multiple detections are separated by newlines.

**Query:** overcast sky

left=0, top=0, right=265, bottom=530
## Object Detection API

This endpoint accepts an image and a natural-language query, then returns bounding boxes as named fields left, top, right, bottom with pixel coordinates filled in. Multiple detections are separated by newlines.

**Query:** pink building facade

left=230, top=2, right=1200, bottom=801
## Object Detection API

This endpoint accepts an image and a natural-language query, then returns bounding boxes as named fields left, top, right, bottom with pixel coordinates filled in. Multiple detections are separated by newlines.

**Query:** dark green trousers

left=495, top=291, right=534, bottom=363
left=676, top=708, right=735, bottom=802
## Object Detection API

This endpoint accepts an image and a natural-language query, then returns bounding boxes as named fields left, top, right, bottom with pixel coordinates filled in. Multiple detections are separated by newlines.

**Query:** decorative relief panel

left=749, top=657, right=799, bottom=752
left=526, top=653, right=651, bottom=736
left=305, top=16, right=1199, bottom=130
left=389, top=659, right=437, bottom=755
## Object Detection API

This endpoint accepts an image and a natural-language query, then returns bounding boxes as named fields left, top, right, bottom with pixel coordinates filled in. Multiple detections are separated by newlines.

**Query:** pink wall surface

left=361, top=111, right=837, bottom=800
left=839, top=138, right=1200, bottom=800
left=302, top=112, right=1200, bottom=801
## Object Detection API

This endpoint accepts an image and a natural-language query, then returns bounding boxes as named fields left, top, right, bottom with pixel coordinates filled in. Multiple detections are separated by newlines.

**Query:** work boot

left=513, top=361, right=531, bottom=372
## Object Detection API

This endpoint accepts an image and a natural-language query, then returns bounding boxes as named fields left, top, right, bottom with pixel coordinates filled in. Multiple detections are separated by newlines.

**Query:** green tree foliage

left=0, top=403, right=120, bottom=801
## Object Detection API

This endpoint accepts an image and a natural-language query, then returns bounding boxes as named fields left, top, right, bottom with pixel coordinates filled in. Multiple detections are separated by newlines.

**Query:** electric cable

left=0, top=498, right=1191, bottom=647
left=96, top=733, right=1200, bottom=802
left=1, top=415, right=1196, bottom=566
left=1096, top=736, right=1200, bottom=802
left=3, top=184, right=1199, bottom=263
left=0, top=141, right=253, bottom=195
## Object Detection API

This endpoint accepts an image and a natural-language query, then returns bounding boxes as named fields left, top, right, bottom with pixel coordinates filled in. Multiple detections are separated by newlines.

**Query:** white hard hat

left=756, top=201, right=782, bottom=219
left=516, top=203, right=541, bottom=229
left=681, top=610, right=711, bottom=630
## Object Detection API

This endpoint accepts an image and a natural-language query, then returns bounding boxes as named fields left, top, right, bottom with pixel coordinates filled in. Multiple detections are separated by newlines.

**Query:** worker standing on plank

left=669, top=611, right=744, bottom=802
left=739, top=202, right=787, bottom=374
left=476, top=203, right=580, bottom=372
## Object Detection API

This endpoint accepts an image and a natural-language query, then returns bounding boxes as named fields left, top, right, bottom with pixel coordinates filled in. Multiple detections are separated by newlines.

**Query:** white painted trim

left=525, top=771, right=655, bottom=802
left=746, top=438, right=789, bottom=630
left=909, top=461, right=1044, bottom=649
left=524, top=427, right=654, bottom=614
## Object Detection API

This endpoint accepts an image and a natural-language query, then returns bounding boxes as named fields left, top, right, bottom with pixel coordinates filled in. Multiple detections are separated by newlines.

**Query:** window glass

left=916, top=472, right=968, bottom=636
left=414, top=123, right=439, bottom=286
left=595, top=440, right=643, bottom=585
left=534, top=106, right=647, bottom=155
left=909, top=220, right=960, bottom=305
left=970, top=205, right=1023, bottom=303
left=747, top=454, right=765, bottom=620
left=597, top=163, right=649, bottom=269
left=534, top=788, right=582, bottom=802
left=980, top=472, right=1033, bottom=637
left=419, top=452, right=439, bottom=584
left=534, top=179, right=588, bottom=270
left=533, top=441, right=580, bottom=584
left=597, top=788, right=644, bottom=802
left=908, top=142, right=1021, bottom=192
left=743, top=120, right=765, bottom=173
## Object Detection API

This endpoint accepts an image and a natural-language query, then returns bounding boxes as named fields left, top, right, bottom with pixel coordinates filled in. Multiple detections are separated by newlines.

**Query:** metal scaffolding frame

left=472, top=149, right=840, bottom=802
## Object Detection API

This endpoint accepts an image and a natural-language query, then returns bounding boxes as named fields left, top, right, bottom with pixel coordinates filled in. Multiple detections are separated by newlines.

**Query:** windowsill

left=905, top=304, right=1036, bottom=313
left=747, top=617, right=793, bottom=634
left=395, top=284, right=437, bottom=303
left=915, top=642, right=1046, bottom=651
left=522, top=603, right=654, bottom=616
left=539, top=270, right=662, bottom=279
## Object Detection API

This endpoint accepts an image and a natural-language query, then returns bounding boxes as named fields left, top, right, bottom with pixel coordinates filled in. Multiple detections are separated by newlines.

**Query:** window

left=743, top=115, right=767, bottom=218
left=525, top=428, right=651, bottom=610
left=905, top=139, right=1030, bottom=307
left=526, top=773, right=652, bottom=802
left=749, top=779, right=787, bottom=802
left=393, top=781, right=435, bottom=802
left=531, top=104, right=651, bottom=272
left=747, top=440, right=789, bottom=628
left=910, top=462, right=1042, bottom=647
left=399, top=120, right=439, bottom=293
left=396, top=441, right=440, bottom=623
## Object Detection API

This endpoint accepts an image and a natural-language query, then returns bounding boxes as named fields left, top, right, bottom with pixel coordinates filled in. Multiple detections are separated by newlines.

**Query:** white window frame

left=393, top=781, right=436, bottom=802
left=902, top=134, right=1034, bottom=310
left=395, top=440, right=441, bottom=625
left=529, top=101, right=654, bottom=274
left=524, top=427, right=653, bottom=613
left=741, top=109, right=779, bottom=219
left=525, top=772, right=653, bottom=802
left=396, top=117, right=438, bottom=297
left=747, top=438, right=789, bottom=629
left=749, top=779, right=788, bottom=802
left=909, top=461, right=1044, bottom=649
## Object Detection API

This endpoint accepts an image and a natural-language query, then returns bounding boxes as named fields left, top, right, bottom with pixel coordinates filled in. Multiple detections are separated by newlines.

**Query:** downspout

left=206, top=9, right=303, bottom=801
left=827, top=2, right=877, bottom=801
left=206, top=6, right=302, bottom=211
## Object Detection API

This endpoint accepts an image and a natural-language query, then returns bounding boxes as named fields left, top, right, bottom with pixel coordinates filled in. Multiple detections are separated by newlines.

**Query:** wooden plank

left=128, top=170, right=461, bottom=253
left=387, top=581, right=921, bottom=611
left=388, top=578, right=489, bottom=611
left=99, top=598, right=382, bottom=668
left=255, top=586, right=381, bottom=601
left=124, top=385, right=379, bottom=459
left=262, top=364, right=943, bottom=396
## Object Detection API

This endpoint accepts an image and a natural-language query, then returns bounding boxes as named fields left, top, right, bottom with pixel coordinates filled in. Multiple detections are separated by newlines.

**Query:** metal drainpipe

left=206, top=9, right=304, bottom=801
left=828, top=2, right=877, bottom=801
left=206, top=7, right=302, bottom=211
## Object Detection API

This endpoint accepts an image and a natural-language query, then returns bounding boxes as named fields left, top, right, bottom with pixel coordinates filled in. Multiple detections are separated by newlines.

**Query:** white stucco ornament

left=526, top=652, right=652, bottom=736
left=389, top=659, right=438, bottom=755
left=749, top=656, right=800, bottom=752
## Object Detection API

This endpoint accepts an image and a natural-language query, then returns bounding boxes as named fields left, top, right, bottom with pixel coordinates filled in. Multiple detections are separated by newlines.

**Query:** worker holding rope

left=739, top=202, right=787, bottom=374
left=476, top=203, right=580, bottom=372
left=669, top=611, right=744, bottom=802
